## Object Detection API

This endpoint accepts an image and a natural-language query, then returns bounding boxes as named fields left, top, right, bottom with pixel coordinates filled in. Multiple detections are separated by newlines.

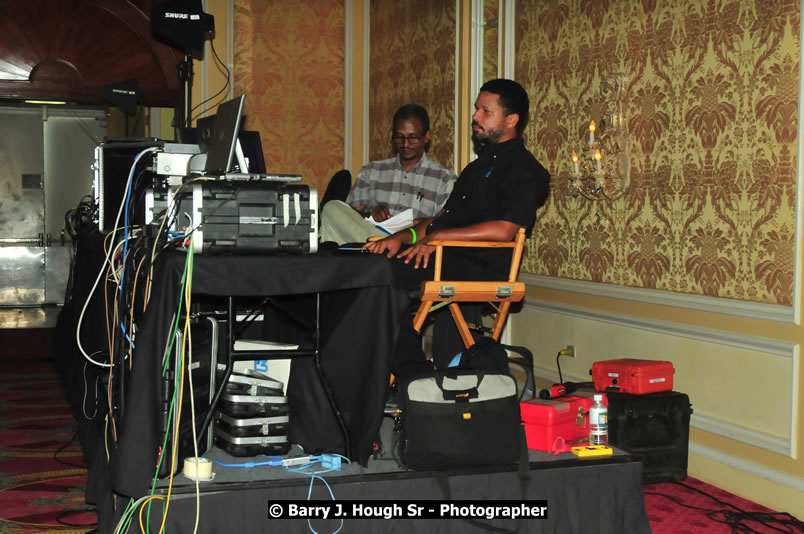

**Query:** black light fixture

left=103, top=78, right=142, bottom=117
left=150, top=0, right=215, bottom=132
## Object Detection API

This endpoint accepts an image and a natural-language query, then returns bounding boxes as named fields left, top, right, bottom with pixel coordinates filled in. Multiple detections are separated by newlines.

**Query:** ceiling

left=0, top=0, right=184, bottom=108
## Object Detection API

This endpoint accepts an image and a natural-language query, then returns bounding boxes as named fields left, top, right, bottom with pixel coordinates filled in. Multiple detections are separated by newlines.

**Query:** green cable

left=161, top=250, right=192, bottom=376
left=147, top=245, right=194, bottom=533
left=116, top=497, right=135, bottom=534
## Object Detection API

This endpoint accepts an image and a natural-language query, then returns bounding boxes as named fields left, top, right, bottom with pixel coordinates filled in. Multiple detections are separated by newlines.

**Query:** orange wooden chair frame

left=412, top=227, right=527, bottom=348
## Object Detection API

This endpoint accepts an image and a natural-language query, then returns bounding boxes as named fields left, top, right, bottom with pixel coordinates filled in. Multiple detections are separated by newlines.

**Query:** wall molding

left=521, top=274, right=795, bottom=324
left=362, top=0, right=370, bottom=167
left=795, top=0, right=804, bottom=325
left=470, top=0, right=483, bottom=106
left=344, top=0, right=353, bottom=171
left=225, top=0, right=233, bottom=101
left=522, top=299, right=798, bottom=457
left=691, top=413, right=791, bottom=458
left=690, top=442, right=804, bottom=493
left=502, top=0, right=515, bottom=79
left=524, top=299, right=795, bottom=357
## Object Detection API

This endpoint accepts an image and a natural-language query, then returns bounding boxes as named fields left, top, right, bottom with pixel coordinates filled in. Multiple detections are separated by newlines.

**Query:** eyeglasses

left=391, top=134, right=424, bottom=144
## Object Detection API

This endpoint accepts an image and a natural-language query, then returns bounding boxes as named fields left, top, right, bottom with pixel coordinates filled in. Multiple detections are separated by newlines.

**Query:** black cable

left=189, top=39, right=231, bottom=123
left=672, top=480, right=799, bottom=533
left=53, top=427, right=86, bottom=469
left=555, top=351, right=563, bottom=384
left=55, top=508, right=98, bottom=528
left=645, top=482, right=804, bottom=534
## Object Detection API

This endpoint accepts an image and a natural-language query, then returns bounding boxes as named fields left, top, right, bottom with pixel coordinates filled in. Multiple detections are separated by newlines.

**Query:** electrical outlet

left=564, top=345, right=575, bottom=358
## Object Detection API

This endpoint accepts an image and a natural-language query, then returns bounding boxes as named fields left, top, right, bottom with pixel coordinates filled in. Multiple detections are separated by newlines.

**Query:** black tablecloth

left=109, top=248, right=409, bottom=498
left=144, top=459, right=651, bottom=534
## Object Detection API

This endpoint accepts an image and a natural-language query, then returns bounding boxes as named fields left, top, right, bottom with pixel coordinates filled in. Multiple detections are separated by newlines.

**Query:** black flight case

left=606, top=390, right=693, bottom=483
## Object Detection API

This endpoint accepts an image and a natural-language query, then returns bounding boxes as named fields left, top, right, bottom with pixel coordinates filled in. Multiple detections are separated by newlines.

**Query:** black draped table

left=110, top=248, right=409, bottom=499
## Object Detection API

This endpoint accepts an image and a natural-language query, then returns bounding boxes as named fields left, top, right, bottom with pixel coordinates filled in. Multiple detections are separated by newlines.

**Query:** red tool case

left=520, top=391, right=607, bottom=453
left=591, top=359, right=674, bottom=394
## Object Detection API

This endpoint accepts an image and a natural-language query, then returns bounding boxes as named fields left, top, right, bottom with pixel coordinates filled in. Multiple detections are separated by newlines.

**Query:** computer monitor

left=195, top=100, right=266, bottom=174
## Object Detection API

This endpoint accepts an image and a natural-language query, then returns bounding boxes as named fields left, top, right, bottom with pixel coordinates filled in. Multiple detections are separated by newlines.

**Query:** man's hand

left=369, top=205, right=392, bottom=222
left=396, top=241, right=436, bottom=269
left=363, top=233, right=404, bottom=257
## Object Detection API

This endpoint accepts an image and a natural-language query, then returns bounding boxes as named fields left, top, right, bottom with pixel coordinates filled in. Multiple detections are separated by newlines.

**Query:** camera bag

left=398, top=368, right=522, bottom=470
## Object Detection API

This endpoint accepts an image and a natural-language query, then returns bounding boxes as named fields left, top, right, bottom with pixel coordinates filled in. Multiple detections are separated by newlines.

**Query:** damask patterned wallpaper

left=369, top=1, right=457, bottom=171
left=516, top=0, right=799, bottom=305
left=232, top=0, right=345, bottom=195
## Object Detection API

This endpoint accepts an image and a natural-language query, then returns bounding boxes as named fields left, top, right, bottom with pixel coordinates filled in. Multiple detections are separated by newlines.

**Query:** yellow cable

left=159, top=242, right=194, bottom=534
left=138, top=495, right=165, bottom=534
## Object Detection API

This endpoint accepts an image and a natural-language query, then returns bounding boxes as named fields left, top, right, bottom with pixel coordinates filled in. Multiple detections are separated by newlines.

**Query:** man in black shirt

left=365, top=78, right=551, bottom=373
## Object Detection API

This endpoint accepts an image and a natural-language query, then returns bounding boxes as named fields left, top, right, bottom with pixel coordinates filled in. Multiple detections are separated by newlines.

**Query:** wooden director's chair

left=413, top=227, right=527, bottom=348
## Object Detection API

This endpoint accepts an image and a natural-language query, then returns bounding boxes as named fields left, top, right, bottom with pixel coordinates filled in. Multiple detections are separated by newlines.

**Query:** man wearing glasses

left=320, top=104, right=456, bottom=244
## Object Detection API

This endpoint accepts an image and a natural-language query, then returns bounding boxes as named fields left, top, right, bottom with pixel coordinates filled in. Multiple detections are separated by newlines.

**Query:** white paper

left=367, top=208, right=414, bottom=234
left=233, top=339, right=299, bottom=351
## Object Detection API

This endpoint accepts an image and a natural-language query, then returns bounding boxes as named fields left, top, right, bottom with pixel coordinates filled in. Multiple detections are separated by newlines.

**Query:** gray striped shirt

left=346, top=153, right=456, bottom=219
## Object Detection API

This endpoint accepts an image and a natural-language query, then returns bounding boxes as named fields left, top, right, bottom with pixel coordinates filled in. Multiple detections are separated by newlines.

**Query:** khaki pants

left=319, top=200, right=389, bottom=244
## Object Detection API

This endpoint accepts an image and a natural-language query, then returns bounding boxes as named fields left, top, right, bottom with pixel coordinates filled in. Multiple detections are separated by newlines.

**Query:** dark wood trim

left=0, top=0, right=183, bottom=108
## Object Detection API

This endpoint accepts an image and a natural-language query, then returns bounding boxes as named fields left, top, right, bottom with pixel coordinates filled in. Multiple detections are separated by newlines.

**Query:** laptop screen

left=203, top=95, right=245, bottom=175
left=236, top=130, right=266, bottom=173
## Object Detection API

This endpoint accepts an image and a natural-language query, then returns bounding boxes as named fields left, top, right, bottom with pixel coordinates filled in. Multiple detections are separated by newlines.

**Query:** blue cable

left=210, top=456, right=284, bottom=468
left=291, top=467, right=342, bottom=534
left=118, top=160, right=136, bottom=296
left=209, top=453, right=347, bottom=534
left=119, top=323, right=135, bottom=349
left=117, top=148, right=153, bottom=348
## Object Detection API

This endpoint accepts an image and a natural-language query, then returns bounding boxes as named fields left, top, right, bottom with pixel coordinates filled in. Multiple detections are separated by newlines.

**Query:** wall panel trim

left=795, top=0, right=804, bottom=325
left=522, top=299, right=798, bottom=457
left=690, top=443, right=804, bottom=493
left=344, top=0, right=353, bottom=170
left=521, top=274, right=795, bottom=324
left=691, top=413, right=792, bottom=458
left=502, top=0, right=514, bottom=78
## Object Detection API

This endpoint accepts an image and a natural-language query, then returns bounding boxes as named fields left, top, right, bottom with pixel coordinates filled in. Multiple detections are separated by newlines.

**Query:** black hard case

left=218, top=392, right=289, bottom=418
left=213, top=426, right=291, bottom=457
left=606, top=390, right=693, bottom=483
left=181, top=181, right=319, bottom=255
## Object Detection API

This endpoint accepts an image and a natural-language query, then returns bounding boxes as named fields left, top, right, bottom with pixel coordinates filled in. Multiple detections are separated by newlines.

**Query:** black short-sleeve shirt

left=428, top=137, right=551, bottom=280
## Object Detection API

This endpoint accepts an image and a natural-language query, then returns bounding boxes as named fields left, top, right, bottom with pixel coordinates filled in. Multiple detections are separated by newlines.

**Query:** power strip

left=282, top=456, right=319, bottom=467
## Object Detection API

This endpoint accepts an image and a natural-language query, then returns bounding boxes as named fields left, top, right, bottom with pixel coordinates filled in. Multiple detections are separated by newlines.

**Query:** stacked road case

left=213, top=369, right=291, bottom=456
left=591, top=358, right=692, bottom=482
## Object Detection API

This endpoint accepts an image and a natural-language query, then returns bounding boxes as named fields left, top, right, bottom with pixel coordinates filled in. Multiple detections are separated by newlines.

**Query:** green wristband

left=409, top=227, right=417, bottom=244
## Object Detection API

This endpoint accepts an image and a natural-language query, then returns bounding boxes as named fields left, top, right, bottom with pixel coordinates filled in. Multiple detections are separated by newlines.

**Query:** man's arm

left=364, top=212, right=520, bottom=270
left=396, top=220, right=521, bottom=269
left=419, top=220, right=520, bottom=243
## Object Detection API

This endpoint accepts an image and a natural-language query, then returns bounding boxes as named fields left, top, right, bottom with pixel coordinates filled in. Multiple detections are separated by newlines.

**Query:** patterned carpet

left=0, top=362, right=96, bottom=534
left=645, top=476, right=803, bottom=533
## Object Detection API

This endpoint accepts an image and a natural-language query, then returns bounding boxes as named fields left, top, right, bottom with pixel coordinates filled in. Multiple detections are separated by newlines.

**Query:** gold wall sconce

left=569, top=73, right=630, bottom=201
